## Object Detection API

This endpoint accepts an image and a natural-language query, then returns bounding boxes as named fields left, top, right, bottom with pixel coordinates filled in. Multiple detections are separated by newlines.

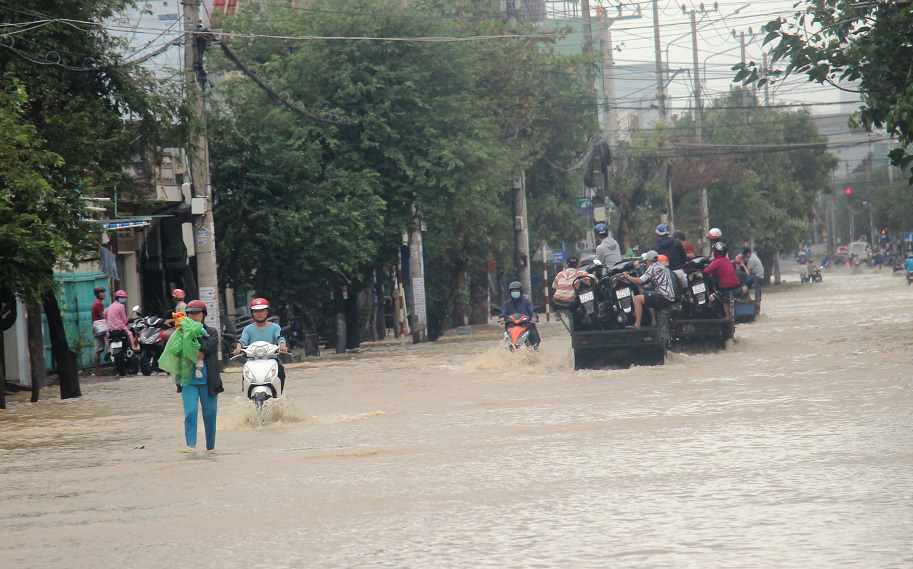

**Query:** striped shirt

left=641, top=262, right=675, bottom=301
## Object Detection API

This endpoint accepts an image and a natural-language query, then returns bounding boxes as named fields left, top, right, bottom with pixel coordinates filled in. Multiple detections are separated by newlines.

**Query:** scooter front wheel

left=139, top=351, right=154, bottom=376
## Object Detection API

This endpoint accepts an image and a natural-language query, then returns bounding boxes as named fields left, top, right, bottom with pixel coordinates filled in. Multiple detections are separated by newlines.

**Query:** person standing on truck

left=595, top=223, right=623, bottom=267
left=623, top=250, right=675, bottom=329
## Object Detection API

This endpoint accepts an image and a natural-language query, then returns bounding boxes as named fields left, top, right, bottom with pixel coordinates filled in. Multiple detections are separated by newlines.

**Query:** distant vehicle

left=835, top=246, right=850, bottom=265
left=848, top=241, right=872, bottom=263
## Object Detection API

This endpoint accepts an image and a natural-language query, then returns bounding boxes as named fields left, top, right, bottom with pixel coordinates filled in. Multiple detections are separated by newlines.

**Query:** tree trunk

left=374, top=267, right=386, bottom=340
left=26, top=303, right=46, bottom=403
left=299, top=306, right=320, bottom=357
left=43, top=292, right=81, bottom=399
left=334, top=287, right=346, bottom=354
left=469, top=263, right=489, bottom=325
left=345, top=288, right=360, bottom=350
left=616, top=209, right=633, bottom=254
left=1, top=344, right=6, bottom=410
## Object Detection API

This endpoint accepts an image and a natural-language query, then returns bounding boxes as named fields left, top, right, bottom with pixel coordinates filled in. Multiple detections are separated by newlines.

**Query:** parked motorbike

left=681, top=257, right=724, bottom=318
left=234, top=341, right=284, bottom=407
left=135, top=314, right=174, bottom=375
left=502, top=313, right=532, bottom=351
left=607, top=260, right=639, bottom=328
left=107, top=328, right=138, bottom=376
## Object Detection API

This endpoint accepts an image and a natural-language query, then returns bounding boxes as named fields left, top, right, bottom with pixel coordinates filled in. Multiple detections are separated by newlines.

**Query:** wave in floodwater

left=219, top=396, right=310, bottom=430
left=462, top=342, right=572, bottom=373
left=219, top=396, right=385, bottom=430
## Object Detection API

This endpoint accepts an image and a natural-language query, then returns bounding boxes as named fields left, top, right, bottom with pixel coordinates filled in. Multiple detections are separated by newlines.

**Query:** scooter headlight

left=253, top=345, right=267, bottom=358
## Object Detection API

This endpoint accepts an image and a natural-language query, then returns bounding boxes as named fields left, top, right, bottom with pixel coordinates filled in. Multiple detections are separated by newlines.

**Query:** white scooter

left=234, top=341, right=283, bottom=406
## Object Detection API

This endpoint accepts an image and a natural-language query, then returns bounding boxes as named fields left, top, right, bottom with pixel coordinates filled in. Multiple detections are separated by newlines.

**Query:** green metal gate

left=43, top=272, right=109, bottom=371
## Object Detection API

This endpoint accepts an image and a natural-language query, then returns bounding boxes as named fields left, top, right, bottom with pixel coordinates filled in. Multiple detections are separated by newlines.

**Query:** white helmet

left=708, top=227, right=723, bottom=239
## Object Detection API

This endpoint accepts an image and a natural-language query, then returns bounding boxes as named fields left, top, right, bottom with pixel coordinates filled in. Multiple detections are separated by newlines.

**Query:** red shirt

left=705, top=256, right=741, bottom=288
left=682, top=240, right=696, bottom=257
left=91, top=299, right=105, bottom=321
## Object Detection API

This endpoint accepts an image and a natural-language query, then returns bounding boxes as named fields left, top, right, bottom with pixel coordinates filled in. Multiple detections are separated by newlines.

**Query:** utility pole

left=514, top=170, right=532, bottom=296
left=183, top=0, right=221, bottom=347
left=739, top=31, right=747, bottom=116
left=762, top=51, right=771, bottom=106
left=598, top=5, right=642, bottom=232
left=650, top=0, right=673, bottom=228
left=651, top=0, right=666, bottom=116
left=690, top=9, right=711, bottom=255
left=409, top=212, right=427, bottom=343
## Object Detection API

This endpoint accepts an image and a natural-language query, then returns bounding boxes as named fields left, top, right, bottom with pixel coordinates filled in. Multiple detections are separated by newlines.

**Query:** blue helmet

left=656, top=223, right=670, bottom=236
left=594, top=223, right=609, bottom=237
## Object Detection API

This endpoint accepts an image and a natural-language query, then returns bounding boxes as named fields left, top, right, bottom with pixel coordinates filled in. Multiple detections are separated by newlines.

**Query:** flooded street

left=2, top=268, right=912, bottom=568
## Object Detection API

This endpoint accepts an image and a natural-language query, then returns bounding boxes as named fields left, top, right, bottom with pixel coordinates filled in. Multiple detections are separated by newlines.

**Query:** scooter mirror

left=132, top=305, right=141, bottom=313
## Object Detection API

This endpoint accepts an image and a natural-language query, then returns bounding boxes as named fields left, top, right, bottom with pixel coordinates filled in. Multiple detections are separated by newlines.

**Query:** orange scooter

left=503, top=313, right=532, bottom=351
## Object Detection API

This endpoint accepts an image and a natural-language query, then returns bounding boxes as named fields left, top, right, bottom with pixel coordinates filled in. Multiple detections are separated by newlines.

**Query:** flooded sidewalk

left=1, top=269, right=912, bottom=568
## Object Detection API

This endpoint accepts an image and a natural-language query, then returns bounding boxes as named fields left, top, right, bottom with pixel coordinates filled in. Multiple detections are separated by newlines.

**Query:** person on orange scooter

left=498, top=281, right=540, bottom=349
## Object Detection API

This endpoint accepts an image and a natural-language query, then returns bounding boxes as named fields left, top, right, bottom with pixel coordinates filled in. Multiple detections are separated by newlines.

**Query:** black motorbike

left=107, top=329, right=138, bottom=376
left=135, top=314, right=170, bottom=375
left=680, top=256, right=725, bottom=319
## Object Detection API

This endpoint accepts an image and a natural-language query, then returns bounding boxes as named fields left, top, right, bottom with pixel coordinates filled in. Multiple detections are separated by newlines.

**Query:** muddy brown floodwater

left=1, top=268, right=912, bottom=568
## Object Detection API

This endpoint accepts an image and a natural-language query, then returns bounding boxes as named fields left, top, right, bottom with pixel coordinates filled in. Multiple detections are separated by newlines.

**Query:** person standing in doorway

left=91, top=286, right=107, bottom=376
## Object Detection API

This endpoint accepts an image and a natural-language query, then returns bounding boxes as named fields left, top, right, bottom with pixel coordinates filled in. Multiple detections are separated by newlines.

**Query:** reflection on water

left=1, top=270, right=912, bottom=568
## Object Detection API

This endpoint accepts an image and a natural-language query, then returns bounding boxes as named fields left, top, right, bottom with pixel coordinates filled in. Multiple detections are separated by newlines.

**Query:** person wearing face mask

left=498, top=281, right=540, bottom=349
left=104, top=289, right=138, bottom=351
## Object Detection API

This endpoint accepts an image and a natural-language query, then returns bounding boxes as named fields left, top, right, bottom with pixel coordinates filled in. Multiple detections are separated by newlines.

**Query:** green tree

left=735, top=0, right=913, bottom=181
left=209, top=0, right=595, bottom=339
left=0, top=0, right=186, bottom=399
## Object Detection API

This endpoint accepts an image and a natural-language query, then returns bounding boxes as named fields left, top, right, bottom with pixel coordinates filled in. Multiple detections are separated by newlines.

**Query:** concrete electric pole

left=514, top=170, right=532, bottom=296
left=687, top=5, right=718, bottom=255
left=183, top=0, right=221, bottom=347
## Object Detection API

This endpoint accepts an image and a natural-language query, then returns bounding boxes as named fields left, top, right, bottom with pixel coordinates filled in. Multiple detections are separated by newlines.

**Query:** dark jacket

left=500, top=296, right=537, bottom=320
left=176, top=324, right=225, bottom=396
left=653, top=236, right=688, bottom=271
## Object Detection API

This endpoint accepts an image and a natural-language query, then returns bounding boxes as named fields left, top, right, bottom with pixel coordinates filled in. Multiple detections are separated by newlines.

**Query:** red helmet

left=250, top=297, right=270, bottom=310
left=172, top=288, right=185, bottom=299
left=185, top=300, right=207, bottom=315
left=114, top=289, right=127, bottom=298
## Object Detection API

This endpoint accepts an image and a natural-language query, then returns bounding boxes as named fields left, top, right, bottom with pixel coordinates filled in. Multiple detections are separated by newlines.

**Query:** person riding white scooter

left=234, top=297, right=288, bottom=390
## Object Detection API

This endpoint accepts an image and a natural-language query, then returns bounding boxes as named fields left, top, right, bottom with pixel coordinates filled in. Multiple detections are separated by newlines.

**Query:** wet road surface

left=1, top=268, right=912, bottom=568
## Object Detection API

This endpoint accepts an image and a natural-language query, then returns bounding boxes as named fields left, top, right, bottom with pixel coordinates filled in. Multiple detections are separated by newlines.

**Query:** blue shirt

left=192, top=359, right=208, bottom=385
left=240, top=322, right=285, bottom=348
left=904, top=258, right=913, bottom=272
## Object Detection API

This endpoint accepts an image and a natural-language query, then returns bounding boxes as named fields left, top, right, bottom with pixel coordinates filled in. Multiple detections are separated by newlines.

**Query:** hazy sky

left=576, top=0, right=850, bottom=116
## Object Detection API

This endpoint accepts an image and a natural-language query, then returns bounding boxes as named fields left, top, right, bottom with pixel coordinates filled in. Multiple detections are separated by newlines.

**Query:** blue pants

left=182, top=384, right=218, bottom=450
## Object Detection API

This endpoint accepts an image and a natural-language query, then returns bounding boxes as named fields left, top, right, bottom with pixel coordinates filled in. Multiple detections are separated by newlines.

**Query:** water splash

left=218, top=396, right=310, bottom=430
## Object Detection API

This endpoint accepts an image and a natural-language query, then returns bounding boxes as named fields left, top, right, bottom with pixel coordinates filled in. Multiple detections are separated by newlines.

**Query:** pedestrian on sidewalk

left=91, top=286, right=107, bottom=376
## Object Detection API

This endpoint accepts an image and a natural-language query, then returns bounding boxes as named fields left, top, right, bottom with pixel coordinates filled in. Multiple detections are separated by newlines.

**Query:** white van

left=848, top=241, right=871, bottom=261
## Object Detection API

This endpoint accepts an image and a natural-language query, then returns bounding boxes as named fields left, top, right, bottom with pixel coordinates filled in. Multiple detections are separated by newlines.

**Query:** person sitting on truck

left=704, top=243, right=743, bottom=318
left=623, top=250, right=675, bottom=329
left=652, top=224, right=688, bottom=287
left=673, top=230, right=696, bottom=260
left=551, top=257, right=589, bottom=310
left=499, top=281, right=540, bottom=349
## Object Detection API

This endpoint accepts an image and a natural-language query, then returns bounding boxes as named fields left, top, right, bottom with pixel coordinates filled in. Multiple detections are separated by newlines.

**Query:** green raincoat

left=158, top=318, right=204, bottom=387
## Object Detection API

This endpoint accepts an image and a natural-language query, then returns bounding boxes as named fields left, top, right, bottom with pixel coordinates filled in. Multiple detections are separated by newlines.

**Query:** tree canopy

left=734, top=0, right=913, bottom=182
left=208, top=0, right=596, bottom=337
